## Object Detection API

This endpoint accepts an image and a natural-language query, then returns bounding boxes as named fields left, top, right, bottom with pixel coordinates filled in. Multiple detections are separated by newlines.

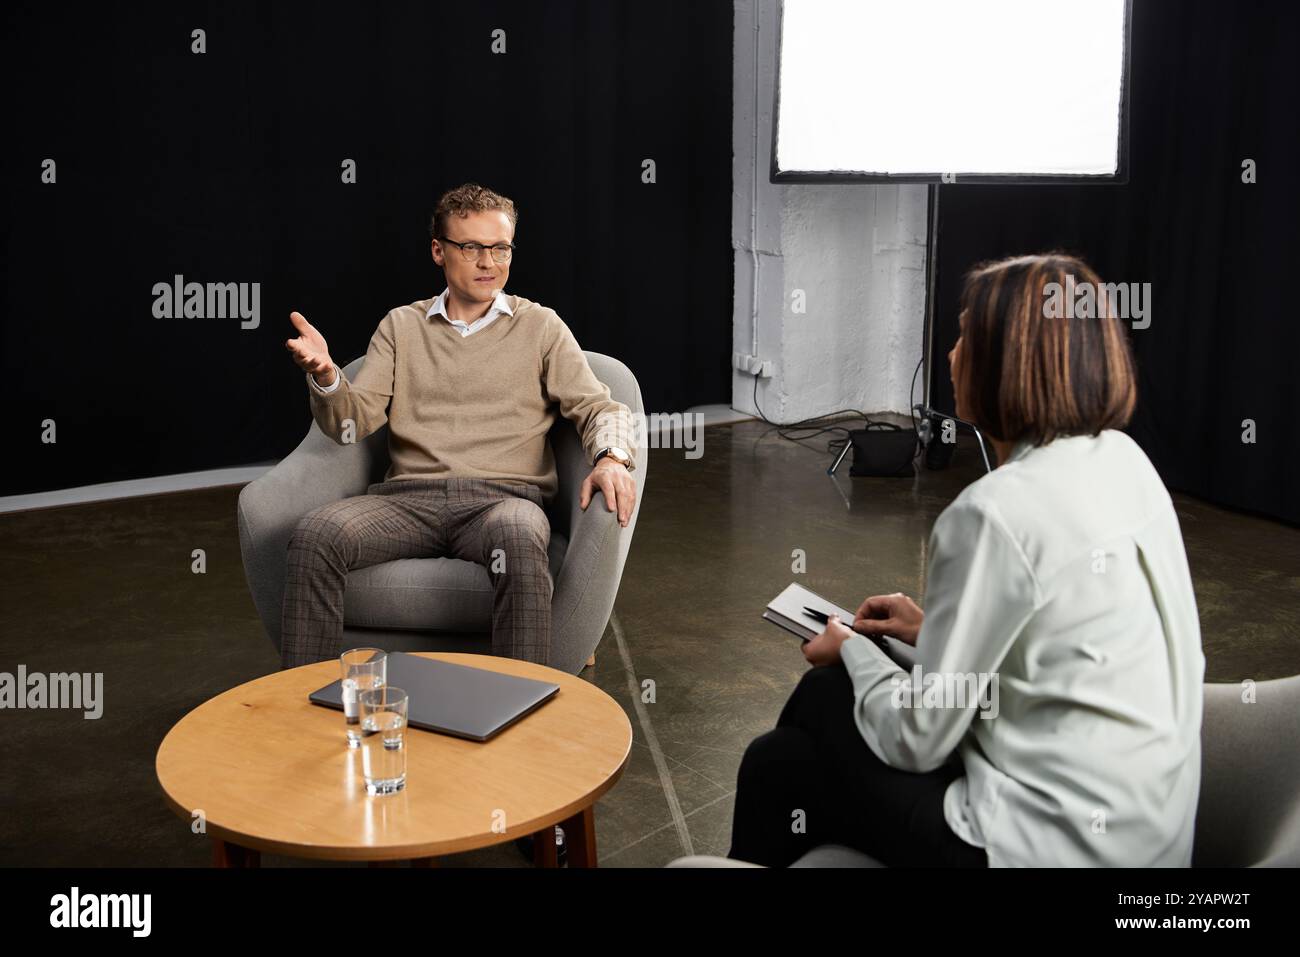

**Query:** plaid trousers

left=279, top=477, right=553, bottom=669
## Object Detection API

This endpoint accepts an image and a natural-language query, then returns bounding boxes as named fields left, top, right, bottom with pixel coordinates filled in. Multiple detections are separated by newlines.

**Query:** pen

left=803, top=606, right=891, bottom=652
left=804, top=606, right=847, bottom=624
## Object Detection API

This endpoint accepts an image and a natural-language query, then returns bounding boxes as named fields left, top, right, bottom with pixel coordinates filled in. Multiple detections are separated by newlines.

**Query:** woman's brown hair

left=956, top=252, right=1137, bottom=446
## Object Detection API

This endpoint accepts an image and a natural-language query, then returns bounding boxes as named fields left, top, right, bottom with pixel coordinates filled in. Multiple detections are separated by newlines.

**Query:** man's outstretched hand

left=579, top=460, right=636, bottom=528
left=285, top=311, right=336, bottom=386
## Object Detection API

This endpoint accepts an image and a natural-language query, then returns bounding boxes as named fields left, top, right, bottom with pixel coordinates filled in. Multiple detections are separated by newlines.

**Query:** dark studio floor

left=1, top=421, right=1297, bottom=867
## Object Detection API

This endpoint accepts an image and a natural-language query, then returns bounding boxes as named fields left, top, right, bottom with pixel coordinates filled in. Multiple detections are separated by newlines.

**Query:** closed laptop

left=309, top=652, right=560, bottom=742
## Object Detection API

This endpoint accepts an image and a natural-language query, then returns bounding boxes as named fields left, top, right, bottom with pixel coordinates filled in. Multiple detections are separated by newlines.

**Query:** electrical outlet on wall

left=732, top=353, right=774, bottom=378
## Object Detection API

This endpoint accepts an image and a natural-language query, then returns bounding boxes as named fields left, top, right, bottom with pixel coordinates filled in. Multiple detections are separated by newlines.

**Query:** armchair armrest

left=237, top=357, right=387, bottom=653
left=1195, top=675, right=1300, bottom=867
left=547, top=352, right=649, bottom=673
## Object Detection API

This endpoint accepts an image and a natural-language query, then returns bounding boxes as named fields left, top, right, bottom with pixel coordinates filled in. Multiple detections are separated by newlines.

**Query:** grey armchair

left=668, top=675, right=1300, bottom=868
left=237, top=351, right=647, bottom=675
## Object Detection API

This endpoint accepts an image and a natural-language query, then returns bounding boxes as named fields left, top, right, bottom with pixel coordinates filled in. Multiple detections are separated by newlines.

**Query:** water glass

left=359, top=686, right=408, bottom=795
left=340, top=648, right=387, bottom=749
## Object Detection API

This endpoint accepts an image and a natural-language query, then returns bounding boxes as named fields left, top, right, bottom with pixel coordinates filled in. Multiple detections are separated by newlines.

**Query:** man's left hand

left=579, top=460, right=636, bottom=527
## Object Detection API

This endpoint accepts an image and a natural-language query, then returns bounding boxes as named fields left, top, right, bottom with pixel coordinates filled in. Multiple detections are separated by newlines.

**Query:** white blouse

left=840, top=430, right=1205, bottom=866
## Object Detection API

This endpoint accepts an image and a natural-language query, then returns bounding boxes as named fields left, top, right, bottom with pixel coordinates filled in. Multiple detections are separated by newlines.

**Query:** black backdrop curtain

left=2, top=0, right=734, bottom=497
left=929, top=0, right=1298, bottom=526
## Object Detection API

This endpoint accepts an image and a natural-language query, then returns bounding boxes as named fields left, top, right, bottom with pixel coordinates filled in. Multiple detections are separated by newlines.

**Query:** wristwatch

left=594, top=446, right=635, bottom=471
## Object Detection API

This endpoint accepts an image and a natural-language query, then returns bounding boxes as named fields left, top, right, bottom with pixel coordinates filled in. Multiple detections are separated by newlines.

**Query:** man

left=280, top=182, right=638, bottom=671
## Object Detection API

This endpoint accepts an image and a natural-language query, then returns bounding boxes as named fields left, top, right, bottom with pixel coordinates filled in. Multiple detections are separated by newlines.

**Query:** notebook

left=764, top=582, right=917, bottom=669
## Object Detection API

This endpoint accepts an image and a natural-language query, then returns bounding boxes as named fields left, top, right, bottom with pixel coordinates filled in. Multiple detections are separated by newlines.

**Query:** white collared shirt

left=840, top=430, right=1205, bottom=867
left=425, top=285, right=514, bottom=337
left=309, top=287, right=514, bottom=395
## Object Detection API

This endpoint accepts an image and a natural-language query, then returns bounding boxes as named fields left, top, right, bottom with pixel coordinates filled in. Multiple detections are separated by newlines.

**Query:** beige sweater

left=307, top=294, right=637, bottom=501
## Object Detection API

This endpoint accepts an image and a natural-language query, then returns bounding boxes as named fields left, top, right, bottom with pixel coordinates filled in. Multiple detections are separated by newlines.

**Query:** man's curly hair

left=429, top=183, right=518, bottom=240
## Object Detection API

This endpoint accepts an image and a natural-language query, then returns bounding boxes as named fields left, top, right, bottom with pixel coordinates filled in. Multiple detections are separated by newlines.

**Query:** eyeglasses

left=438, top=237, right=515, bottom=264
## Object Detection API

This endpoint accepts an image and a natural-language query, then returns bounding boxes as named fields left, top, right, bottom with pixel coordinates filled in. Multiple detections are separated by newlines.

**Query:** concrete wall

left=732, top=0, right=928, bottom=422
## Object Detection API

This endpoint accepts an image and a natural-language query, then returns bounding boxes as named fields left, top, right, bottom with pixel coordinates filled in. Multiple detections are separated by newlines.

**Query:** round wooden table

left=155, top=652, right=632, bottom=867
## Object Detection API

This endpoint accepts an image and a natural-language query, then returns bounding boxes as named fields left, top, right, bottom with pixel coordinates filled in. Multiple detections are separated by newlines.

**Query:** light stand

left=913, top=184, right=994, bottom=474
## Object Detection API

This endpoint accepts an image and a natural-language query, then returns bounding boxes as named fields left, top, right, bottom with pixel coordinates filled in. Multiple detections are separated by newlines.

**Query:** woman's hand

left=853, top=593, right=925, bottom=646
left=802, top=615, right=855, bottom=666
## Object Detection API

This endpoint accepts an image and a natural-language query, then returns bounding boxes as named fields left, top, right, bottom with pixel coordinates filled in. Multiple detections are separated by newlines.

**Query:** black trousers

left=728, top=660, right=988, bottom=868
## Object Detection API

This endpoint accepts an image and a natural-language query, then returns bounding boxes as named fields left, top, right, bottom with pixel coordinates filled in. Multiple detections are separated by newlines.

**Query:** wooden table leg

left=532, top=827, right=560, bottom=868
left=212, top=838, right=260, bottom=868
left=559, top=806, right=598, bottom=868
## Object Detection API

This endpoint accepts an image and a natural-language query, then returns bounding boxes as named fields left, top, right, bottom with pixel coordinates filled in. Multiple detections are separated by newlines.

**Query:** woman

left=728, top=253, right=1205, bottom=868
